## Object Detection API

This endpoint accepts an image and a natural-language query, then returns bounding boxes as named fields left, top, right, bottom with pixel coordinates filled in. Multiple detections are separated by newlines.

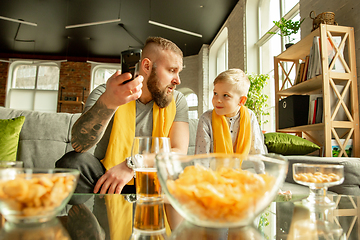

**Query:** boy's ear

left=239, top=96, right=247, bottom=106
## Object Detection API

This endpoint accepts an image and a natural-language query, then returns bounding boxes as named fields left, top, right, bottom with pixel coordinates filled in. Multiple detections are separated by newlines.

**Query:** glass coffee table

left=0, top=194, right=358, bottom=240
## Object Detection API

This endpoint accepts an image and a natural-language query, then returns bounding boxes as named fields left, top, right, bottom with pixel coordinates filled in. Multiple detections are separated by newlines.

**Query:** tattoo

left=71, top=100, right=115, bottom=152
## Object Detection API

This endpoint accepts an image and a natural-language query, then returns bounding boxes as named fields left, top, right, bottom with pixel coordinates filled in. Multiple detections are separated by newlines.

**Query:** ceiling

left=0, top=0, right=239, bottom=61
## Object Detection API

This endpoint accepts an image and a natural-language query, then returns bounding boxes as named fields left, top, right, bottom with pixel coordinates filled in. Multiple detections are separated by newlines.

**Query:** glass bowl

left=0, top=161, right=23, bottom=168
left=156, top=153, right=288, bottom=228
left=0, top=168, right=79, bottom=223
left=293, top=163, right=344, bottom=208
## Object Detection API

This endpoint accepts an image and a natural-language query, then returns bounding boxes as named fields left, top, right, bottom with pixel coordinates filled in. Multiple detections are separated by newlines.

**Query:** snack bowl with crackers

left=156, top=153, right=288, bottom=228
left=293, top=163, right=344, bottom=208
left=0, top=168, right=79, bottom=223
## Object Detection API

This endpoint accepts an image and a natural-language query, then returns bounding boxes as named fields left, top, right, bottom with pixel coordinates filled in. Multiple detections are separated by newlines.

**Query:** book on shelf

left=308, top=94, right=322, bottom=124
left=307, top=36, right=345, bottom=80
left=327, top=36, right=345, bottom=73
left=315, top=97, right=323, bottom=124
left=301, top=55, right=310, bottom=82
left=307, top=37, right=321, bottom=80
left=295, top=62, right=305, bottom=85
left=308, top=98, right=316, bottom=124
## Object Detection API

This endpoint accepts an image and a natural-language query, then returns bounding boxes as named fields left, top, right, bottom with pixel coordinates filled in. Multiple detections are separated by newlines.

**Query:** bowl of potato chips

left=0, top=168, right=79, bottom=223
left=156, top=153, right=288, bottom=228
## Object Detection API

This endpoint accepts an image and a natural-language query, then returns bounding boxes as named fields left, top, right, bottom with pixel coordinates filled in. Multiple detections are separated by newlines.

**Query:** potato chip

left=0, top=174, right=76, bottom=217
left=167, top=165, right=275, bottom=222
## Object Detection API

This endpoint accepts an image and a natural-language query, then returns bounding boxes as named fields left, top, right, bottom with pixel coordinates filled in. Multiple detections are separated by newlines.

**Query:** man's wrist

left=126, top=157, right=136, bottom=178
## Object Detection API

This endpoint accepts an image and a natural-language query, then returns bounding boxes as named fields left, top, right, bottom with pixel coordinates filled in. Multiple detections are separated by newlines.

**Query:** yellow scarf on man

left=103, top=98, right=176, bottom=240
left=212, top=106, right=251, bottom=158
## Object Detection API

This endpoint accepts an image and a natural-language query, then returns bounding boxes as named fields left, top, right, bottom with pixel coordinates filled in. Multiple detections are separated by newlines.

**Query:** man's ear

left=239, top=96, right=247, bottom=106
left=141, top=58, right=152, bottom=75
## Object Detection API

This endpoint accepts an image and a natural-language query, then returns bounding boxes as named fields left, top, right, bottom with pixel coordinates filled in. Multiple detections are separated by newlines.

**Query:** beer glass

left=133, top=200, right=166, bottom=231
left=130, top=137, right=171, bottom=201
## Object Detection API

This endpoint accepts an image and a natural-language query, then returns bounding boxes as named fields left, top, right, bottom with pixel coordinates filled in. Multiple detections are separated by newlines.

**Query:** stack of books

left=294, top=36, right=345, bottom=85
left=308, top=94, right=323, bottom=125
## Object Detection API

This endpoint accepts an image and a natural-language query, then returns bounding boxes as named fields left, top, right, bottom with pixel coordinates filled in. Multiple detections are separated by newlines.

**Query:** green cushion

left=264, top=132, right=320, bottom=155
left=0, top=116, right=25, bottom=161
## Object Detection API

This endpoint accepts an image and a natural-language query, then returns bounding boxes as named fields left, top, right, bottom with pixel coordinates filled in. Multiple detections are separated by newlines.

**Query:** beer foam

left=135, top=168, right=157, bottom=172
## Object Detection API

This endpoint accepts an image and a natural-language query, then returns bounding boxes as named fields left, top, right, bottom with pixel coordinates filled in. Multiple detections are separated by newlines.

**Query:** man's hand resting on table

left=93, top=161, right=134, bottom=194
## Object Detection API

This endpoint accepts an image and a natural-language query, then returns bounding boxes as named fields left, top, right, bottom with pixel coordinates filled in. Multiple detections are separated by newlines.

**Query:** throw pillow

left=0, top=116, right=25, bottom=161
left=264, top=132, right=320, bottom=155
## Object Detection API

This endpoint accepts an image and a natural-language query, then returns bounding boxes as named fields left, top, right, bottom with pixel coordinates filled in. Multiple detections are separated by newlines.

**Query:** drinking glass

left=0, top=161, right=23, bottom=168
left=129, top=137, right=171, bottom=201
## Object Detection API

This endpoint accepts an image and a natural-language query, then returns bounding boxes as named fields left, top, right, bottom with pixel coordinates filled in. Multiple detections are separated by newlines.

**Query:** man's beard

left=147, top=67, right=174, bottom=108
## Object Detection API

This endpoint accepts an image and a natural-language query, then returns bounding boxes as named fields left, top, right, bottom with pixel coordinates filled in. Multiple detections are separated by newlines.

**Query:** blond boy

left=195, top=68, right=267, bottom=155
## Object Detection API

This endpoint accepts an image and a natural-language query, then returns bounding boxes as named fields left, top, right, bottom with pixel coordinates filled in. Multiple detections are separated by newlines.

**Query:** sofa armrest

left=284, top=155, right=360, bottom=196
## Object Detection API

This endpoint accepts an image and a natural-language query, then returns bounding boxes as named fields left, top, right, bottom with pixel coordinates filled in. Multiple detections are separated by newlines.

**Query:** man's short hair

left=142, top=36, right=183, bottom=59
left=213, top=68, right=250, bottom=97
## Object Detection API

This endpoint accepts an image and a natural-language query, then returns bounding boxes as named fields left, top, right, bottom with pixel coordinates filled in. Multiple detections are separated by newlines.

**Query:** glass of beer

left=133, top=200, right=166, bottom=231
left=131, top=137, right=171, bottom=201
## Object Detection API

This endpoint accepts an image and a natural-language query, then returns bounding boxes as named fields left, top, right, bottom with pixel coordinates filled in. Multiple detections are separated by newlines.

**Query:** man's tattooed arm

left=71, top=99, right=116, bottom=153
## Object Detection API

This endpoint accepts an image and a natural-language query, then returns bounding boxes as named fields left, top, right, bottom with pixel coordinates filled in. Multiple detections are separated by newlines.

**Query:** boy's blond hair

left=213, top=68, right=250, bottom=97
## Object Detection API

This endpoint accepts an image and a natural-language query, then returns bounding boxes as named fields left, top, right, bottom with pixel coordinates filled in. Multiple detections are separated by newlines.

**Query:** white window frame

left=90, top=62, right=121, bottom=91
left=246, top=1, right=300, bottom=132
left=6, top=60, right=62, bottom=112
left=208, top=27, right=228, bottom=111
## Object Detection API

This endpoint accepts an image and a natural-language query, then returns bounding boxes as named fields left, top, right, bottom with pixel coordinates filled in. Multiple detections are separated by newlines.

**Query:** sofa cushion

left=0, top=116, right=25, bottom=161
left=264, top=132, right=320, bottom=155
left=0, top=107, right=81, bottom=168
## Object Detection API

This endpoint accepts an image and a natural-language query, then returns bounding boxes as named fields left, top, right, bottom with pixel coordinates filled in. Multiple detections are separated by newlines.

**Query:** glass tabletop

left=0, top=193, right=358, bottom=240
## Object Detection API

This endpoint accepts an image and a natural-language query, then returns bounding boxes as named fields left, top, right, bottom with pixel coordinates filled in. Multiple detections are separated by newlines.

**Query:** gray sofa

left=1, top=107, right=360, bottom=196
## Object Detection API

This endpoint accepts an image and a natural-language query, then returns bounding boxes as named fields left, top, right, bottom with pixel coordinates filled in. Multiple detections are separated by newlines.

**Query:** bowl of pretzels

left=0, top=168, right=79, bottom=223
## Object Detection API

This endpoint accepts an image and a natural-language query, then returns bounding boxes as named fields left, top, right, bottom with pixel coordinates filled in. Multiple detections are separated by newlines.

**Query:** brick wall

left=0, top=60, right=92, bottom=113
left=58, top=61, right=91, bottom=113
left=0, top=62, right=9, bottom=107
left=227, top=0, right=246, bottom=71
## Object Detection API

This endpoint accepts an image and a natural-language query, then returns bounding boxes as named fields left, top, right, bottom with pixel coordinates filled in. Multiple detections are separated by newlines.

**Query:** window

left=91, top=64, right=120, bottom=91
left=186, top=93, right=198, bottom=119
left=216, top=40, right=228, bottom=75
left=7, top=61, right=60, bottom=112
left=208, top=27, right=228, bottom=111
left=248, top=1, right=300, bottom=132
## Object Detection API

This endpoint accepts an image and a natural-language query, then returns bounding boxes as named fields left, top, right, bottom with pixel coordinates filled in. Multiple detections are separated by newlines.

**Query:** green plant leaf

left=269, top=17, right=305, bottom=43
left=245, top=73, right=270, bottom=127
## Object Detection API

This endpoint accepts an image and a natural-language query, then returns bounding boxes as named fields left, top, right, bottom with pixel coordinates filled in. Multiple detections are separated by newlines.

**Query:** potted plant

left=245, top=73, right=270, bottom=127
left=268, top=17, right=305, bottom=48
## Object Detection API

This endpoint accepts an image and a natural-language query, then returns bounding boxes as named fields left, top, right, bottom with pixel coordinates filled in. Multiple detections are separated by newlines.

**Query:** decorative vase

left=285, top=43, right=294, bottom=49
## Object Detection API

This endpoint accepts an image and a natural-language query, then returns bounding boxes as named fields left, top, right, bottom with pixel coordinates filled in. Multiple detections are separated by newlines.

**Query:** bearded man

left=56, top=37, right=189, bottom=194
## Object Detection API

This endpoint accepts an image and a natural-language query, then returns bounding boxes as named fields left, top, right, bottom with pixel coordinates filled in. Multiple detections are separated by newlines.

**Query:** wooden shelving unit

left=274, top=24, right=359, bottom=157
left=59, top=100, right=84, bottom=112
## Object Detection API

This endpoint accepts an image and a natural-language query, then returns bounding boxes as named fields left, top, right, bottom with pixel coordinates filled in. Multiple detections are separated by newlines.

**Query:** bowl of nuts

left=0, top=168, right=79, bottom=223
left=293, top=163, right=344, bottom=208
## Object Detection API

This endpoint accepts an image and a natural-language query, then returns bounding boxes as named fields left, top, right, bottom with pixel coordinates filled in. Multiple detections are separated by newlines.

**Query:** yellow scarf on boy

left=102, top=98, right=176, bottom=240
left=212, top=106, right=251, bottom=158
